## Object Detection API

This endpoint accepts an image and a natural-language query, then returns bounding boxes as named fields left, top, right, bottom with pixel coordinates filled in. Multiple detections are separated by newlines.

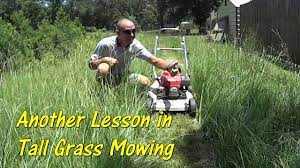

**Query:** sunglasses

left=121, top=29, right=136, bottom=35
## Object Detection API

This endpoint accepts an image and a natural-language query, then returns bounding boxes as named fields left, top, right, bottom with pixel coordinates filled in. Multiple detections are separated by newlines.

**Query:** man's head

left=116, top=18, right=136, bottom=47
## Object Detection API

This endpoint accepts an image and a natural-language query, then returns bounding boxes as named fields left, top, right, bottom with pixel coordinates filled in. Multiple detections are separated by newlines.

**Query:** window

left=225, top=0, right=227, bottom=6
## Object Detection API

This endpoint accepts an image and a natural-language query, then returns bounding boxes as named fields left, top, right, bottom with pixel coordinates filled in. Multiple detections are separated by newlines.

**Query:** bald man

left=88, top=18, right=177, bottom=86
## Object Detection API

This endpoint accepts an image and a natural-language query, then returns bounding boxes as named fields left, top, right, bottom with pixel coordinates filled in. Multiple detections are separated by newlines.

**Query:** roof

left=230, top=0, right=252, bottom=7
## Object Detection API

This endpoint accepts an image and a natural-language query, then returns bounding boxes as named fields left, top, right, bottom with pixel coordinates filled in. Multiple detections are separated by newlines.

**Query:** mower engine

left=159, top=68, right=182, bottom=98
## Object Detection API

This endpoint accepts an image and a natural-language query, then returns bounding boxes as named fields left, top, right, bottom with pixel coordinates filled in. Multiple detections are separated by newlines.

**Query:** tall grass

left=0, top=31, right=299, bottom=168
left=189, top=38, right=300, bottom=167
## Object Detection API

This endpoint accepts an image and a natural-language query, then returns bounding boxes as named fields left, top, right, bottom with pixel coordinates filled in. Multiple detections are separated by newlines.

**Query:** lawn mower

left=147, top=29, right=197, bottom=117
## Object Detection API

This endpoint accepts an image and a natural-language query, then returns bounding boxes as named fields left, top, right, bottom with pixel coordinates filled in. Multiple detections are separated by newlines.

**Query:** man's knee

left=129, top=73, right=151, bottom=86
left=138, top=75, right=151, bottom=86
left=97, top=63, right=110, bottom=76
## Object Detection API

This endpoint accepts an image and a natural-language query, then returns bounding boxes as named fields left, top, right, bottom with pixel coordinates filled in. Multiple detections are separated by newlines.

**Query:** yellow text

left=109, top=139, right=174, bottom=160
left=16, top=111, right=86, bottom=128
left=90, top=111, right=151, bottom=128
left=54, top=138, right=104, bottom=157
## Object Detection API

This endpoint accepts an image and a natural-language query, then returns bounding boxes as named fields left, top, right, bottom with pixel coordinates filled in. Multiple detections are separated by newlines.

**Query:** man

left=88, top=18, right=177, bottom=86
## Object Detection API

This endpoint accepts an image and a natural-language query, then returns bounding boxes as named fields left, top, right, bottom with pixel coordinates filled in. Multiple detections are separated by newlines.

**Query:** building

left=207, top=0, right=252, bottom=42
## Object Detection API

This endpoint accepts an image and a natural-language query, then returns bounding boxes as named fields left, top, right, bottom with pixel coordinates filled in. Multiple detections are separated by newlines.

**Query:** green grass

left=0, top=31, right=299, bottom=168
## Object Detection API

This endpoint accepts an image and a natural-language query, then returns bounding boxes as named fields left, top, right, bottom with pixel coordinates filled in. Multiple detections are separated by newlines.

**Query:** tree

left=157, top=0, right=221, bottom=30
left=0, top=0, right=21, bottom=22
left=132, top=0, right=158, bottom=30
left=191, top=0, right=221, bottom=27
left=156, top=0, right=169, bottom=27
left=44, top=0, right=64, bottom=22
left=20, top=0, right=46, bottom=28
left=62, top=0, right=159, bottom=30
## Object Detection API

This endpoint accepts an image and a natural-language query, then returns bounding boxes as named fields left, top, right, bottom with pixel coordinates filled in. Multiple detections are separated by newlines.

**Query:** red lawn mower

left=147, top=29, right=197, bottom=117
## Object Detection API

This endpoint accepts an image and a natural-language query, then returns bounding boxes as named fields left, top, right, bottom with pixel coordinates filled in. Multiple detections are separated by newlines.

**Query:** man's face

left=117, top=22, right=136, bottom=47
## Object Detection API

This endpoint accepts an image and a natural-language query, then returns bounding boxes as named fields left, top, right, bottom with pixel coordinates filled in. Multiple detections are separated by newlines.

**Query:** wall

left=241, top=0, right=300, bottom=64
left=216, top=0, right=237, bottom=39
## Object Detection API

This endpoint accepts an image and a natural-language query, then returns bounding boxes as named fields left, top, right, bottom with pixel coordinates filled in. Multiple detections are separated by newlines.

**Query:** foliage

left=0, top=0, right=21, bottom=22
left=157, top=0, right=221, bottom=27
left=0, top=19, right=22, bottom=70
left=61, top=0, right=158, bottom=30
left=20, top=0, right=47, bottom=28
left=191, top=0, right=221, bottom=26
left=1, top=0, right=222, bottom=36
left=0, top=6, right=83, bottom=71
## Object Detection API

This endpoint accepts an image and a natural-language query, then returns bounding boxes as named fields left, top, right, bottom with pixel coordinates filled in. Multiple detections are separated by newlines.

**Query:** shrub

left=0, top=18, right=23, bottom=70
left=0, top=8, right=84, bottom=72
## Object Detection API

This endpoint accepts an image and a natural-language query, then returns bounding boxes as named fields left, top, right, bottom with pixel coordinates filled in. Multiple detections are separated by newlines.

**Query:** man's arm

left=146, top=55, right=177, bottom=70
left=88, top=58, right=105, bottom=70
left=88, top=57, right=119, bottom=70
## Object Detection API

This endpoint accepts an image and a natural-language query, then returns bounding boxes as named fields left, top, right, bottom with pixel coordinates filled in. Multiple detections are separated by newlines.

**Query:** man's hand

left=102, top=57, right=119, bottom=67
left=166, top=61, right=179, bottom=71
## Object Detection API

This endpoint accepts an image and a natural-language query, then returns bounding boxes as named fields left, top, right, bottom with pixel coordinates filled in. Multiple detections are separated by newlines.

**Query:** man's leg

left=128, top=73, right=151, bottom=86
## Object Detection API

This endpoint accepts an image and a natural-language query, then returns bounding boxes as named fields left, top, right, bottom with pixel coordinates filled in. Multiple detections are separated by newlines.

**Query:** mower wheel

left=188, top=86, right=193, bottom=93
left=188, top=98, right=197, bottom=117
